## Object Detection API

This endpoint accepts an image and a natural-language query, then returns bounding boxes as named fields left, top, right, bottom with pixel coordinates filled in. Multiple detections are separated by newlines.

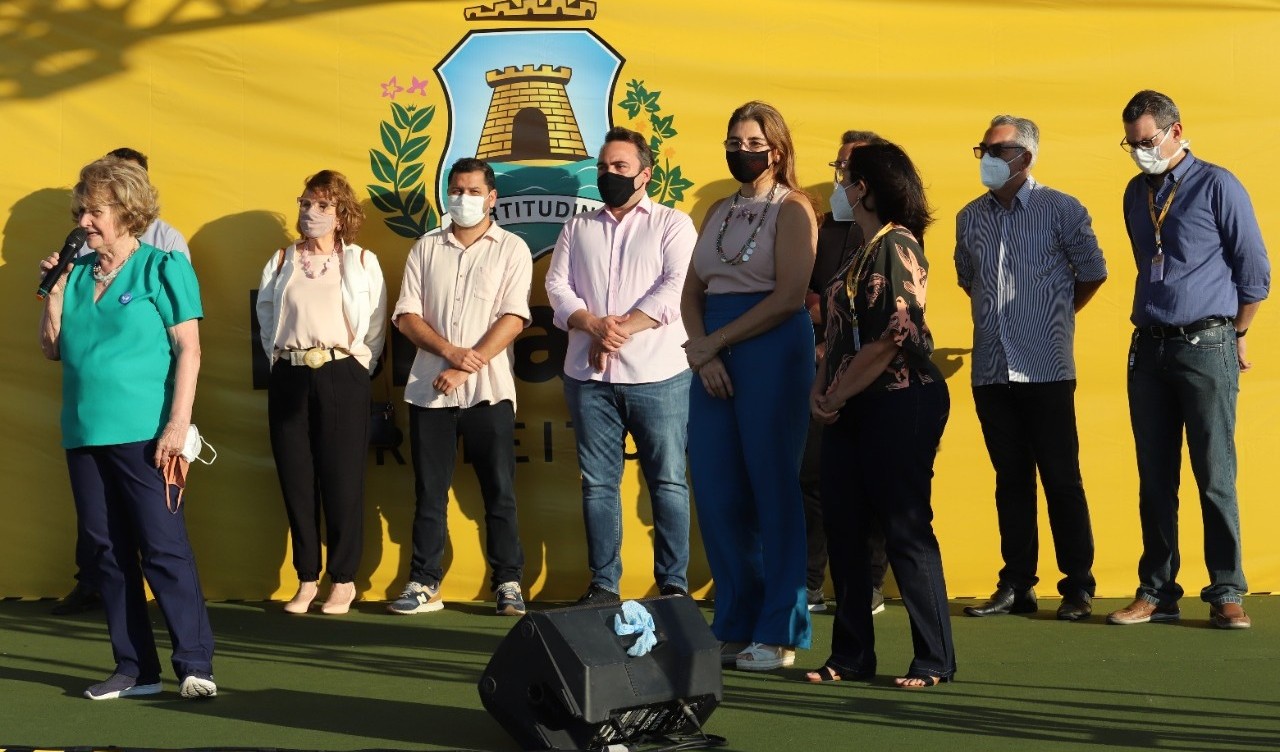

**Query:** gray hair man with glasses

left=955, top=114, right=1107, bottom=622
left=1108, top=90, right=1270, bottom=630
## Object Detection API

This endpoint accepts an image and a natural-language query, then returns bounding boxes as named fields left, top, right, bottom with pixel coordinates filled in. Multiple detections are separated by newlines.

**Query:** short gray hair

left=989, top=114, right=1039, bottom=166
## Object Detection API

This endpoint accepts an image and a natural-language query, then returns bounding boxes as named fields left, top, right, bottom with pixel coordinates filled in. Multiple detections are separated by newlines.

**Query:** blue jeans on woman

left=1127, top=324, right=1246, bottom=607
left=689, top=293, right=812, bottom=649
left=564, top=370, right=692, bottom=594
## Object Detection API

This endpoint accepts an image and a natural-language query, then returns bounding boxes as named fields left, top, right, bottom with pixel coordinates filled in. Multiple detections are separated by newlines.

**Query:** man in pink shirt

left=387, top=158, right=533, bottom=617
left=546, top=127, right=697, bottom=604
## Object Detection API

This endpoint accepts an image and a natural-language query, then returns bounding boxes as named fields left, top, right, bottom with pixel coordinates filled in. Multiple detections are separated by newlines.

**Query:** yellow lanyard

left=1146, top=178, right=1181, bottom=253
left=844, top=223, right=897, bottom=302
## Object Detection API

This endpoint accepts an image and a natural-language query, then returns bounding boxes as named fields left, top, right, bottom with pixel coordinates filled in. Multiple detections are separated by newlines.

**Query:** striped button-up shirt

left=955, top=178, right=1107, bottom=386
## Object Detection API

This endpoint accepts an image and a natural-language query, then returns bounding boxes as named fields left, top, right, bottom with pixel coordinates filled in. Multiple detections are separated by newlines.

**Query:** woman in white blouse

left=256, top=170, right=387, bottom=615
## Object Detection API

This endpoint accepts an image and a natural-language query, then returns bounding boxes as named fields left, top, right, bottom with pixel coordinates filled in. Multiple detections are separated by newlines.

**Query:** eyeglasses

left=1120, top=123, right=1173, bottom=152
left=829, top=160, right=850, bottom=185
left=724, top=138, right=771, bottom=153
left=297, top=197, right=336, bottom=212
left=973, top=143, right=1023, bottom=159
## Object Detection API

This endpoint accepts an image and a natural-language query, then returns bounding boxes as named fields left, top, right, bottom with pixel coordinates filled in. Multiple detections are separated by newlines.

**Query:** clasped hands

left=682, top=334, right=734, bottom=399
left=435, top=344, right=487, bottom=395
left=585, top=313, right=631, bottom=372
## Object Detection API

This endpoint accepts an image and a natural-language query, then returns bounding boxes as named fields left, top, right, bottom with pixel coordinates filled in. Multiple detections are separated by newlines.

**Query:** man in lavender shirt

left=546, top=127, right=697, bottom=604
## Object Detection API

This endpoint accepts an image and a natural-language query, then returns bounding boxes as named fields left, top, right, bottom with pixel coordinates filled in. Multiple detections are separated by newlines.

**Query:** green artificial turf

left=1, top=597, right=1278, bottom=751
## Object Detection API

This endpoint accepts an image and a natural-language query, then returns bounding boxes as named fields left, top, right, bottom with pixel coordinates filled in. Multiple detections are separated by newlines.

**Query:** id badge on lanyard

left=1148, top=180, right=1180, bottom=283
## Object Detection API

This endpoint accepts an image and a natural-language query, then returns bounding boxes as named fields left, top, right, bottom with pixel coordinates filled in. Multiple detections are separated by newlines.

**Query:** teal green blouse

left=58, top=244, right=203, bottom=448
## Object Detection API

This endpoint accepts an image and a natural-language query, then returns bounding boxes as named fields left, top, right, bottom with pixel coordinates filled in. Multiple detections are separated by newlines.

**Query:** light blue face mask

left=979, top=153, right=1021, bottom=190
left=829, top=181, right=855, bottom=222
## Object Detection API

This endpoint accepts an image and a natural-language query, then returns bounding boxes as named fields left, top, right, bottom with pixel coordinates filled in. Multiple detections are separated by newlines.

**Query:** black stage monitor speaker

left=479, top=594, right=722, bottom=750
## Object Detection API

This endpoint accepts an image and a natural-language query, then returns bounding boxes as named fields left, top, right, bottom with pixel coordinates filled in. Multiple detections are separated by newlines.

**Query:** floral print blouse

left=823, top=225, right=941, bottom=394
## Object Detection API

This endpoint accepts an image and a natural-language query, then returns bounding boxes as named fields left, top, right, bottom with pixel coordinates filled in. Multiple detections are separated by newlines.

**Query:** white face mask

left=448, top=193, right=490, bottom=228
left=299, top=211, right=336, bottom=239
left=829, top=181, right=855, bottom=222
left=1130, top=128, right=1179, bottom=175
left=979, top=153, right=1021, bottom=190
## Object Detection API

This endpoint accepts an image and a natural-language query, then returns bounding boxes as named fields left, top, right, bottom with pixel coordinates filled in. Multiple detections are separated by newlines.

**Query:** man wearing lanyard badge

left=1109, top=90, right=1270, bottom=629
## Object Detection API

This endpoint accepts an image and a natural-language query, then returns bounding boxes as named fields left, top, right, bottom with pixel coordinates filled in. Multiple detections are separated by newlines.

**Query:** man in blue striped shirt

left=1108, top=90, right=1269, bottom=630
left=955, top=115, right=1107, bottom=622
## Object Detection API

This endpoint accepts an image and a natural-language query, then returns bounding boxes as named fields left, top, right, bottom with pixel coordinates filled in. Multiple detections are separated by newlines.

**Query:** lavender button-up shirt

left=546, top=196, right=696, bottom=383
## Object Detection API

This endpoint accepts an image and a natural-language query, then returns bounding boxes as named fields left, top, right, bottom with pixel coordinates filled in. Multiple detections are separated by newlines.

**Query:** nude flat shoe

left=283, top=581, right=319, bottom=614
left=320, top=582, right=357, bottom=615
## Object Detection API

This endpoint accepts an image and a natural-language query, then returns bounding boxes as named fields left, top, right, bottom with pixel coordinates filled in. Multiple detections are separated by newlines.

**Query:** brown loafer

left=1107, top=598, right=1180, bottom=625
left=1209, top=601, right=1251, bottom=629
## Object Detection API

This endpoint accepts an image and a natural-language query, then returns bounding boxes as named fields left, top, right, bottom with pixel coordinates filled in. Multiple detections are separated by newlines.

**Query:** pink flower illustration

left=381, top=76, right=404, bottom=99
left=407, top=76, right=429, bottom=95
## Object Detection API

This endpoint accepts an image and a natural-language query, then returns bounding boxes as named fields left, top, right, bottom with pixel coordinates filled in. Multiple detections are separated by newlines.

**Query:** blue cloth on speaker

left=613, top=600, right=657, bottom=657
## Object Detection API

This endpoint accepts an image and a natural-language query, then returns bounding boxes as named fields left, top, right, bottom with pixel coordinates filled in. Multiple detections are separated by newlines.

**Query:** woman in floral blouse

left=806, top=141, right=955, bottom=688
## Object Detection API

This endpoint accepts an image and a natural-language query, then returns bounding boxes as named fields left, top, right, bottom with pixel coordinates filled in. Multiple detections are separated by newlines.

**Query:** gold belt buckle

left=302, top=347, right=330, bottom=369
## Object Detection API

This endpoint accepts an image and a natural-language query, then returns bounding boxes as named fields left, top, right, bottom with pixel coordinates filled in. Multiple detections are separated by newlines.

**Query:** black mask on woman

left=726, top=150, right=771, bottom=184
left=597, top=171, right=641, bottom=208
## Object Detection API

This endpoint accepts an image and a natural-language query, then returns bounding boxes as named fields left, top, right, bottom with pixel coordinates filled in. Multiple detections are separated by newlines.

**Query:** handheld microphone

left=36, top=227, right=89, bottom=300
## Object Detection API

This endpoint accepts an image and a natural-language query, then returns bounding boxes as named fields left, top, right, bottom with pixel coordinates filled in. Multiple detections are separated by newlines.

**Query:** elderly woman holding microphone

left=39, top=156, right=215, bottom=701
left=256, top=170, right=387, bottom=615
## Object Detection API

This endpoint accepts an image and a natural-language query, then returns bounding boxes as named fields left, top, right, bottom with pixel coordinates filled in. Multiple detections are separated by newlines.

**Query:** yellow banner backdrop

left=1, top=0, right=1277, bottom=602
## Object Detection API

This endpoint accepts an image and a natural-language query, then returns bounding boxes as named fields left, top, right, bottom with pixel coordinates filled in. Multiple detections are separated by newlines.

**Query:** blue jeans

left=1127, top=323, right=1245, bottom=606
left=564, top=370, right=692, bottom=594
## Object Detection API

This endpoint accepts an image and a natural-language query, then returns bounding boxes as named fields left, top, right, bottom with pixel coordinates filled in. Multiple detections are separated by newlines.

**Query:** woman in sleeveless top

left=806, top=141, right=955, bottom=688
left=255, top=170, right=387, bottom=615
left=681, top=101, right=817, bottom=671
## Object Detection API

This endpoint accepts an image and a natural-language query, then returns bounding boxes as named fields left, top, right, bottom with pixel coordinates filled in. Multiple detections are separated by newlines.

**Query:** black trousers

left=972, top=381, right=1095, bottom=598
left=800, top=415, right=889, bottom=592
left=408, top=401, right=523, bottom=591
left=820, top=381, right=955, bottom=680
left=268, top=357, right=370, bottom=583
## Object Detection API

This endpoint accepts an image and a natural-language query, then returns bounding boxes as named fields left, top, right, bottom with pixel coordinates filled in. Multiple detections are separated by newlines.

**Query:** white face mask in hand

left=448, top=194, right=490, bottom=228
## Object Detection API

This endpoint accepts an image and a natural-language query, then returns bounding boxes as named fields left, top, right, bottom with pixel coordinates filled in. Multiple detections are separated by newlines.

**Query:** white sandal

left=735, top=642, right=795, bottom=671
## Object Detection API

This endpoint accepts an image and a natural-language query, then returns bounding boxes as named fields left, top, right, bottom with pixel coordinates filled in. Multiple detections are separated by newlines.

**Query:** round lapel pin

left=119, top=292, right=133, bottom=305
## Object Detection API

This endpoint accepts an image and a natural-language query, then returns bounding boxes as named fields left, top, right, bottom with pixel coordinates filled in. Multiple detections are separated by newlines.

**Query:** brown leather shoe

left=1107, top=598, right=1180, bottom=625
left=1209, top=601, right=1252, bottom=629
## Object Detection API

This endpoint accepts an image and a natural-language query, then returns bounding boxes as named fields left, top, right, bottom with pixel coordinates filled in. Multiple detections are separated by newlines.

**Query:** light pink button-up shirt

left=393, top=223, right=532, bottom=409
left=546, top=196, right=696, bottom=384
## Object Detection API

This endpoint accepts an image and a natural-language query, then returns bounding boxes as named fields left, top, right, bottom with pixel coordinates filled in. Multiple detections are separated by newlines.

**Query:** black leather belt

left=1142, top=316, right=1232, bottom=339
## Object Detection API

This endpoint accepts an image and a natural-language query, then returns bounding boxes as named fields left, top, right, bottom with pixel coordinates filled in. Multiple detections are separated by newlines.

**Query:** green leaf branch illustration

left=616, top=79, right=694, bottom=207
left=368, top=101, right=437, bottom=238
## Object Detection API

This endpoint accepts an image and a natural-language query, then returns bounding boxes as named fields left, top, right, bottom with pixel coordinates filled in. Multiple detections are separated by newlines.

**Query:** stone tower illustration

left=476, top=65, right=590, bottom=162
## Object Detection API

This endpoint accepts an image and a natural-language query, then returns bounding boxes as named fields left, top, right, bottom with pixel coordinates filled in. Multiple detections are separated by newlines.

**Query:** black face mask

left=726, top=149, right=771, bottom=184
left=597, top=171, right=641, bottom=208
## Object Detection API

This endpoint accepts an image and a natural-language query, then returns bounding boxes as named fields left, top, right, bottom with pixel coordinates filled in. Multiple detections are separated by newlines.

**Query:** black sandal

left=805, top=665, right=843, bottom=683
left=894, top=673, right=951, bottom=689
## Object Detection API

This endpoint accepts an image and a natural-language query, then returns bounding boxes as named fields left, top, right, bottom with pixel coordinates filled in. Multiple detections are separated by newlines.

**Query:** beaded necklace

left=93, top=241, right=139, bottom=285
left=715, top=183, right=779, bottom=265
left=300, top=242, right=340, bottom=279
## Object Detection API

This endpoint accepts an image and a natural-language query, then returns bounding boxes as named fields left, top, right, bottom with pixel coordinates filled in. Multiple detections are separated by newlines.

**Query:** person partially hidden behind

left=1108, top=90, right=1269, bottom=629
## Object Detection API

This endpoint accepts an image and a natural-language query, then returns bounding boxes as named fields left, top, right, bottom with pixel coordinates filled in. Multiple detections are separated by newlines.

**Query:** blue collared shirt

left=955, top=177, right=1107, bottom=385
left=1123, top=150, right=1270, bottom=327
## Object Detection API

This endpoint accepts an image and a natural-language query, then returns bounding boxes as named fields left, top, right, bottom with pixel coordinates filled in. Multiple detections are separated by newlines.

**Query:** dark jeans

left=268, top=357, right=370, bottom=583
left=1127, top=324, right=1245, bottom=606
left=408, top=401, right=523, bottom=591
left=67, top=441, right=215, bottom=681
left=800, top=415, right=889, bottom=592
left=820, top=381, right=954, bottom=680
left=972, top=380, right=1095, bottom=598
left=564, top=372, right=691, bottom=594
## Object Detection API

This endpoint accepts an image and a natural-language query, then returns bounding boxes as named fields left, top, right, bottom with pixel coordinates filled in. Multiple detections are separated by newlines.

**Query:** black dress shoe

left=1056, top=594, right=1092, bottom=621
left=51, top=581, right=103, bottom=616
left=658, top=584, right=688, bottom=597
left=575, top=584, right=621, bottom=606
left=963, top=587, right=1037, bottom=617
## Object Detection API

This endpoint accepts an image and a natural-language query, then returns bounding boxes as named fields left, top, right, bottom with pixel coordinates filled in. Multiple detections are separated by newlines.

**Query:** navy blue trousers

left=67, top=441, right=214, bottom=681
left=689, top=293, right=813, bottom=649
